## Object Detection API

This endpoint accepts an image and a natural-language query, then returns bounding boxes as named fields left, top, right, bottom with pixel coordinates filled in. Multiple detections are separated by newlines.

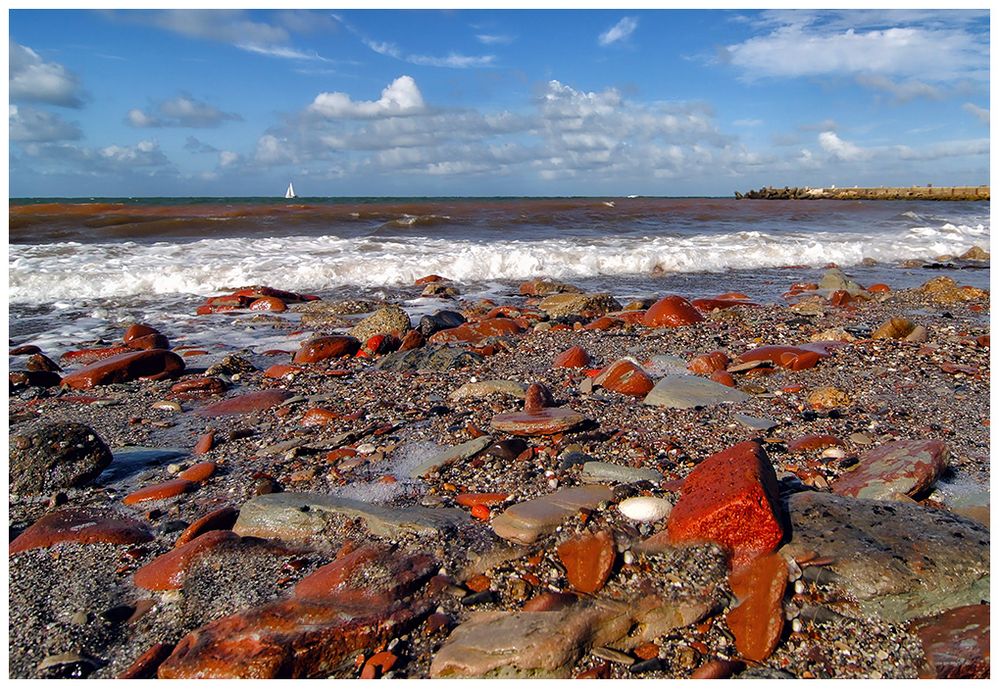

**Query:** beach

left=8, top=197, right=991, bottom=679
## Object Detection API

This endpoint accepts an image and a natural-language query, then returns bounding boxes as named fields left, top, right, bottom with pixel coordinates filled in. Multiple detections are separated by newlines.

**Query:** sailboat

left=285, top=182, right=297, bottom=199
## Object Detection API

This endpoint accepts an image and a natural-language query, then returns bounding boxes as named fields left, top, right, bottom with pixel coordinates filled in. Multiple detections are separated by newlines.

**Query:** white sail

left=285, top=182, right=296, bottom=199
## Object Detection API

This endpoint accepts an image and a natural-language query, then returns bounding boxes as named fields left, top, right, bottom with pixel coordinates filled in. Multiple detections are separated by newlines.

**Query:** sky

left=7, top=7, right=991, bottom=197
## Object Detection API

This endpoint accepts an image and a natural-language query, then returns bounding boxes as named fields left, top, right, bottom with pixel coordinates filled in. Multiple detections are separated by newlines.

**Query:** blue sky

left=8, top=8, right=990, bottom=197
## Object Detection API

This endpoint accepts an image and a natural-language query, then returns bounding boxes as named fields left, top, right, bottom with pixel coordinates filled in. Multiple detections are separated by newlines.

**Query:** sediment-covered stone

left=831, top=439, right=950, bottom=501
left=10, top=507, right=153, bottom=554
left=10, top=422, right=113, bottom=495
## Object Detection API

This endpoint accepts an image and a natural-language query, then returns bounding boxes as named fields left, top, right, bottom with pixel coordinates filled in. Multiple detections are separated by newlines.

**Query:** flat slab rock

left=374, top=346, right=484, bottom=372
left=408, top=436, right=493, bottom=479
left=780, top=491, right=990, bottom=622
left=233, top=492, right=469, bottom=541
left=643, top=374, right=750, bottom=409
left=910, top=604, right=990, bottom=679
left=580, top=461, right=662, bottom=485
left=492, top=485, right=614, bottom=545
left=831, top=439, right=950, bottom=501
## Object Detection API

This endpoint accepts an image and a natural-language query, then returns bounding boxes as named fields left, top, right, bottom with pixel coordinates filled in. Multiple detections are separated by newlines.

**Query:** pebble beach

left=8, top=252, right=991, bottom=679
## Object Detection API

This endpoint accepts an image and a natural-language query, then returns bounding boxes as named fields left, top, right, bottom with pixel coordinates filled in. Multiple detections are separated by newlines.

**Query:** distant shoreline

left=736, top=185, right=989, bottom=201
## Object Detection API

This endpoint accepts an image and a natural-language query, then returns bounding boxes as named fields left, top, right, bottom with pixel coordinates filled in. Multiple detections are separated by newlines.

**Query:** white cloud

left=855, top=74, right=941, bottom=102
left=9, top=42, right=85, bottom=107
left=962, top=103, right=989, bottom=125
left=333, top=14, right=494, bottom=69
left=127, top=95, right=242, bottom=128
left=127, top=108, right=159, bottom=127
left=309, top=76, right=425, bottom=119
left=255, top=134, right=295, bottom=164
left=599, top=16, right=639, bottom=46
left=219, top=150, right=241, bottom=167
left=818, top=131, right=870, bottom=161
left=137, top=9, right=289, bottom=47
left=236, top=44, right=330, bottom=61
left=476, top=34, right=515, bottom=45
left=9, top=105, right=82, bottom=142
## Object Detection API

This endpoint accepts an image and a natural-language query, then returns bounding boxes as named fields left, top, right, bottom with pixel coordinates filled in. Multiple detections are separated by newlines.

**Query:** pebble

left=618, top=495, right=672, bottom=522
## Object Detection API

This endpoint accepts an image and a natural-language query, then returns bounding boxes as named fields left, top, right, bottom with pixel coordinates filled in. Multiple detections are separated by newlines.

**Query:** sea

left=7, top=196, right=991, bottom=359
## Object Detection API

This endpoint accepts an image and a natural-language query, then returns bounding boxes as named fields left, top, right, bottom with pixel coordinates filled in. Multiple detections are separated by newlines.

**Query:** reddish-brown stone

left=428, top=318, right=524, bottom=344
left=786, top=434, right=844, bottom=453
left=830, top=290, right=856, bottom=307
left=690, top=659, right=743, bottom=679
left=868, top=283, right=891, bottom=294
left=301, top=407, right=340, bottom=427
left=490, top=407, right=586, bottom=436
left=691, top=298, right=758, bottom=311
left=582, top=315, right=623, bottom=331
left=710, top=370, right=736, bottom=387
left=398, top=329, right=425, bottom=351
left=123, top=324, right=159, bottom=344
left=61, top=349, right=185, bottom=389
left=455, top=492, right=510, bottom=508
left=126, top=333, right=170, bottom=351
left=175, top=506, right=240, bottom=547
left=717, top=292, right=750, bottom=300
left=726, top=552, right=788, bottom=662
left=641, top=295, right=705, bottom=327
left=415, top=274, right=446, bottom=285
left=737, top=344, right=830, bottom=371
left=523, top=382, right=555, bottom=412
left=553, top=345, right=591, bottom=369
left=233, top=286, right=310, bottom=303
left=134, top=530, right=241, bottom=591
left=293, top=336, right=361, bottom=364
left=556, top=530, right=616, bottom=594
left=249, top=296, right=287, bottom=312
left=522, top=591, right=577, bottom=612
left=264, top=364, right=303, bottom=379
left=60, top=345, right=134, bottom=365
left=9, top=507, right=153, bottom=555
left=688, top=351, right=730, bottom=375
left=594, top=359, right=654, bottom=397
left=197, top=389, right=293, bottom=417
left=361, top=651, right=398, bottom=679
left=171, top=376, right=228, bottom=394
left=666, top=441, right=783, bottom=570
left=179, top=461, right=217, bottom=482
left=118, top=643, right=176, bottom=679
left=831, top=439, right=950, bottom=501
left=193, top=432, right=214, bottom=456
left=10, top=344, right=42, bottom=355
left=293, top=544, right=436, bottom=608
left=910, top=604, right=990, bottom=679
left=123, top=478, right=196, bottom=505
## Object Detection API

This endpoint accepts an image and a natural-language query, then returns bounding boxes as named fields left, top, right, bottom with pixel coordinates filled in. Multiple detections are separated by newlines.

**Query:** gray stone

left=418, top=310, right=466, bottom=337
left=780, top=491, right=989, bottom=622
left=233, top=492, right=469, bottom=541
left=10, top=422, right=113, bottom=495
left=409, top=436, right=493, bottom=479
left=538, top=293, right=621, bottom=319
left=819, top=268, right=867, bottom=296
left=580, top=461, right=662, bottom=485
left=831, top=439, right=949, bottom=501
left=733, top=414, right=777, bottom=431
left=643, top=374, right=750, bottom=409
left=449, top=380, right=526, bottom=402
left=642, top=354, right=691, bottom=376
left=492, top=485, right=614, bottom=545
left=349, top=305, right=412, bottom=342
left=375, top=346, right=484, bottom=372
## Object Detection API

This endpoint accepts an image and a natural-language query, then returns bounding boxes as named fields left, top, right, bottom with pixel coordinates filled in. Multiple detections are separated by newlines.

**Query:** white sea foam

left=7, top=221, right=989, bottom=304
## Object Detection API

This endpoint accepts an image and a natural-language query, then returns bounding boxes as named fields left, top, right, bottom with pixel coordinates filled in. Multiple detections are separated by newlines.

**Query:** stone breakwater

left=736, top=185, right=989, bottom=201
left=8, top=267, right=991, bottom=679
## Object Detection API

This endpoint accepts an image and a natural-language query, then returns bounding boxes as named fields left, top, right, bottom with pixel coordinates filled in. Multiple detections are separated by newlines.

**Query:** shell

left=617, top=496, right=672, bottom=522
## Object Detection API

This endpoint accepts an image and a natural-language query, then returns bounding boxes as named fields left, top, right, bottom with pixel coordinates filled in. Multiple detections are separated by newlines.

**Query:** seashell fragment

left=618, top=495, right=672, bottom=522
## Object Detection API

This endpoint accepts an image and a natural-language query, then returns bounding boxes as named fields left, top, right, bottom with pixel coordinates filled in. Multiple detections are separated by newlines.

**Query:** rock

left=959, top=246, right=989, bottom=261
left=204, top=353, right=256, bottom=377
left=687, top=351, right=729, bottom=374
left=910, top=604, right=990, bottom=678
left=918, top=276, right=988, bottom=303
left=60, top=348, right=185, bottom=389
left=594, top=360, right=654, bottom=397
left=9, top=507, right=153, bottom=554
left=294, top=544, right=436, bottom=607
left=643, top=374, right=749, bottom=409
left=417, top=310, right=466, bottom=337
left=179, top=461, right=217, bottom=482
left=522, top=591, right=578, bottom=612
left=519, top=278, right=583, bottom=296
left=134, top=530, right=241, bottom=590
left=172, top=376, right=228, bottom=394
left=233, top=492, right=469, bottom=541
left=292, top=336, right=360, bottom=364
left=710, top=370, right=736, bottom=387
left=118, top=643, right=175, bottom=679
left=580, top=461, right=662, bottom=485
left=641, top=295, right=704, bottom=327
left=60, top=345, right=133, bottom=365
left=806, top=386, right=850, bottom=409
left=786, top=434, right=843, bottom=453
left=123, top=478, right=195, bottom=505
left=421, top=282, right=460, bottom=297
left=557, top=530, right=616, bottom=594
left=665, top=441, right=783, bottom=569
left=732, top=413, right=776, bottom=431
left=127, top=333, right=170, bottom=351
left=872, top=317, right=917, bottom=339
left=780, top=492, right=989, bottom=621
left=582, top=315, right=623, bottom=331
left=197, top=389, right=293, bottom=417
left=831, top=439, right=950, bottom=501
left=819, top=268, right=865, bottom=295
left=905, top=325, right=929, bottom=342
left=618, top=496, right=672, bottom=522
left=449, top=380, right=526, bottom=402
left=428, top=318, right=524, bottom=344
left=409, top=436, right=494, bottom=478
left=538, top=292, right=621, bottom=319
left=37, top=652, right=99, bottom=679
left=553, top=345, right=591, bottom=369
left=810, top=327, right=856, bottom=342
left=9, top=422, right=113, bottom=495
left=349, top=305, right=411, bottom=342
left=10, top=370, right=61, bottom=389
left=490, top=407, right=586, bottom=436
left=725, top=553, right=787, bottom=663
left=691, top=297, right=758, bottom=311
left=176, top=506, right=240, bottom=547
left=491, top=485, right=615, bottom=545
left=248, top=296, right=287, bottom=312
left=737, top=344, right=831, bottom=371
left=375, top=345, right=484, bottom=372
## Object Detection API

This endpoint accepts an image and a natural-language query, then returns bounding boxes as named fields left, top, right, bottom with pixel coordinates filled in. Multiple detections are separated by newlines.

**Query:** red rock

left=415, top=274, right=446, bottom=285
left=522, top=591, right=577, bottom=612
left=134, top=531, right=240, bottom=591
left=868, top=283, right=891, bottom=294
left=126, top=333, right=171, bottom=351
left=710, top=371, right=736, bottom=387
left=171, top=377, right=228, bottom=394
left=641, top=295, right=705, bottom=327
left=60, top=345, right=133, bottom=365
left=398, top=329, right=425, bottom=351
left=327, top=448, right=358, bottom=462
left=831, top=439, right=950, bottom=501
left=123, top=323, right=159, bottom=343
left=690, top=659, right=743, bottom=679
left=61, top=349, right=185, bottom=389
left=193, top=432, right=214, bottom=455
left=293, top=336, right=361, bottom=364
left=691, top=298, right=758, bottom=311
left=118, top=643, right=175, bottom=679
left=789, top=282, right=818, bottom=292
left=490, top=408, right=585, bottom=436
left=428, top=318, right=524, bottom=344
left=737, top=344, right=830, bottom=370
left=465, top=574, right=491, bottom=592
left=666, top=441, right=783, bottom=570
left=470, top=504, right=491, bottom=521
left=830, top=289, right=856, bottom=307
left=582, top=315, right=623, bottom=331
left=614, top=310, right=647, bottom=325
left=553, top=345, right=591, bottom=369
left=179, top=461, right=216, bottom=482
left=293, top=544, right=435, bottom=608
left=716, top=292, right=750, bottom=300
left=725, top=552, right=788, bottom=662
left=233, top=286, right=309, bottom=303
left=10, top=344, right=42, bottom=355
left=196, top=304, right=240, bottom=315
left=688, top=351, right=730, bottom=375
left=361, top=651, right=398, bottom=679
left=633, top=643, right=660, bottom=660
left=523, top=382, right=556, bottom=412
left=124, top=478, right=196, bottom=505
left=594, top=359, right=654, bottom=397
left=301, top=407, right=340, bottom=427
left=264, top=364, right=303, bottom=379
left=249, top=296, right=287, bottom=312
left=975, top=335, right=990, bottom=348
left=556, top=530, right=616, bottom=594
left=910, top=604, right=990, bottom=679
left=9, top=507, right=153, bottom=555
left=455, top=492, right=510, bottom=508
left=175, top=506, right=240, bottom=547
left=786, top=434, right=843, bottom=453
left=205, top=294, right=254, bottom=308
left=197, top=389, right=293, bottom=417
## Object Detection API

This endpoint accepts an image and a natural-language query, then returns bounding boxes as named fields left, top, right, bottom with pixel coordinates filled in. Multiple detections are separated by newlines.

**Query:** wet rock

left=10, top=422, right=113, bottom=494
left=553, top=345, right=591, bottom=369
left=519, top=278, right=583, bottom=296
left=417, top=310, right=466, bottom=337
left=831, top=439, right=949, bottom=501
left=691, top=297, right=758, bottom=311
left=687, top=351, right=729, bottom=375
left=665, top=441, right=783, bottom=569
left=594, top=359, right=654, bottom=397
left=449, top=379, right=526, bottom=401
left=872, top=317, right=917, bottom=339
left=725, top=553, right=787, bottom=662
left=203, top=353, right=256, bottom=377
left=490, top=405, right=586, bottom=436
left=959, top=245, right=989, bottom=261
left=134, top=530, right=241, bottom=590
left=60, top=348, right=185, bottom=389
left=580, top=461, right=662, bottom=485
left=292, top=336, right=361, bottom=364
left=294, top=543, right=436, bottom=607
left=491, top=485, right=614, bottom=545
left=643, top=374, right=749, bottom=409
left=819, top=268, right=865, bottom=295
left=25, top=353, right=61, bottom=372
left=349, top=305, right=411, bottom=342
left=179, top=461, right=217, bottom=482
left=118, top=643, right=175, bottom=679
left=197, top=389, right=293, bottom=417
left=409, top=436, right=494, bottom=478
left=780, top=491, right=989, bottom=622
left=37, top=652, right=99, bottom=679
left=60, top=345, right=133, bottom=366
left=538, top=292, right=621, bottom=319
left=641, top=295, right=704, bottom=327
left=737, top=344, right=831, bottom=371
left=172, top=376, right=228, bottom=395
left=375, top=345, right=484, bottom=372
left=9, top=507, right=153, bottom=554
left=123, top=478, right=195, bottom=505
left=557, top=530, right=616, bottom=594
left=176, top=506, right=240, bottom=547
left=10, top=370, right=61, bottom=390
left=910, top=604, right=990, bottom=678
left=786, top=434, right=843, bottom=453
left=428, top=318, right=524, bottom=344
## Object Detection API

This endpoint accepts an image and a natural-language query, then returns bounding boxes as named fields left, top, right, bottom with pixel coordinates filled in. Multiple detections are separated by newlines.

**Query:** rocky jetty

left=736, top=185, right=989, bottom=201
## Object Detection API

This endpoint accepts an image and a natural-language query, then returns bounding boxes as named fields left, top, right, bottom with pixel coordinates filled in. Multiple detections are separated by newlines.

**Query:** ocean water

left=7, top=197, right=990, bottom=358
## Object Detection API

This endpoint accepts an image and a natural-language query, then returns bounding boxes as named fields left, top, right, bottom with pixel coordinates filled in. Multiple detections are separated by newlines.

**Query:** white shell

left=617, top=496, right=672, bottom=522
left=821, top=447, right=846, bottom=459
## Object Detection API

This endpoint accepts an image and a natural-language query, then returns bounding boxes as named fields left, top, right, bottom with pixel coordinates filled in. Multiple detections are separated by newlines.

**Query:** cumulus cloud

left=219, top=150, right=241, bottom=167
left=9, top=41, right=85, bottom=107
left=126, top=95, right=242, bottom=128
left=184, top=136, right=218, bottom=153
left=962, top=102, right=989, bottom=125
left=9, top=105, right=82, bottom=142
left=309, top=76, right=425, bottom=119
left=599, top=16, right=639, bottom=46
left=19, top=138, right=174, bottom=176
left=818, top=131, right=870, bottom=161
